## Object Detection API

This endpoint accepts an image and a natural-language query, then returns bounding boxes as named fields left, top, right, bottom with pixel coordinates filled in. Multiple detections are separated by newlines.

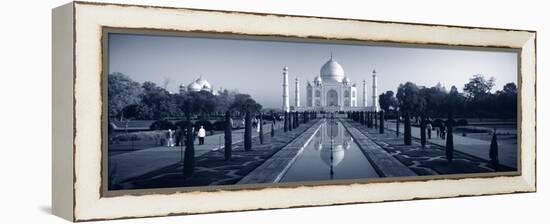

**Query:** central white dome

left=320, top=58, right=345, bottom=82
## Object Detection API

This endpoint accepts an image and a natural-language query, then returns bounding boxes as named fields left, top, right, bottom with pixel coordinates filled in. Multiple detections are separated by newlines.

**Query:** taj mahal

left=282, top=55, right=380, bottom=112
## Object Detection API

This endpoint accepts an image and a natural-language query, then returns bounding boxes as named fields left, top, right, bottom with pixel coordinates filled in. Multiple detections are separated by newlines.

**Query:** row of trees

left=348, top=110, right=385, bottom=134
left=109, top=72, right=267, bottom=176
left=109, top=72, right=261, bottom=121
left=378, top=74, right=517, bottom=121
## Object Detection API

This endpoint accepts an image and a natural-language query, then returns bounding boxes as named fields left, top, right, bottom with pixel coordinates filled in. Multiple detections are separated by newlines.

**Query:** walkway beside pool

left=109, top=122, right=283, bottom=187
left=348, top=119, right=515, bottom=175
left=384, top=120, right=517, bottom=169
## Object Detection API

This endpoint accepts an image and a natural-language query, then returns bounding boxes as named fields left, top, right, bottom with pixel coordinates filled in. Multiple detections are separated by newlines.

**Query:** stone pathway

left=385, top=120, right=517, bottom=169
left=347, top=120, right=514, bottom=176
left=112, top=120, right=319, bottom=189
left=109, top=122, right=283, bottom=186
left=339, top=119, right=416, bottom=177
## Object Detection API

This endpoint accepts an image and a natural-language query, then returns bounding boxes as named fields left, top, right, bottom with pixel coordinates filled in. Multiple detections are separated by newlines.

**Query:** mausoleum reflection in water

left=280, top=119, right=380, bottom=183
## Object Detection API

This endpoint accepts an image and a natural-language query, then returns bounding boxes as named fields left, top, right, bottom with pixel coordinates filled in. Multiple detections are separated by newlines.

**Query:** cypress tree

left=244, top=111, right=252, bottom=151
left=295, top=112, right=299, bottom=128
left=294, top=112, right=298, bottom=128
left=259, top=113, right=264, bottom=144
left=370, top=112, right=375, bottom=128
left=369, top=112, right=372, bottom=126
left=183, top=113, right=195, bottom=176
left=294, top=111, right=297, bottom=128
left=374, top=111, right=378, bottom=129
left=292, top=112, right=295, bottom=130
left=379, top=110, right=385, bottom=134
left=224, top=111, right=232, bottom=161
left=420, top=115, right=426, bottom=148
left=445, top=114, right=455, bottom=162
left=289, top=112, right=293, bottom=131
left=283, top=111, right=288, bottom=132
left=404, top=112, right=412, bottom=145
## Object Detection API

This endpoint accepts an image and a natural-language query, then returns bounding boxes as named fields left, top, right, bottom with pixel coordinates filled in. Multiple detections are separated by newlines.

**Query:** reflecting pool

left=280, top=119, right=380, bottom=183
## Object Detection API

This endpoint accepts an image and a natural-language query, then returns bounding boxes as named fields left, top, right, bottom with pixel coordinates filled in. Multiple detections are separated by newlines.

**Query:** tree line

left=108, top=72, right=262, bottom=121
left=378, top=74, right=517, bottom=121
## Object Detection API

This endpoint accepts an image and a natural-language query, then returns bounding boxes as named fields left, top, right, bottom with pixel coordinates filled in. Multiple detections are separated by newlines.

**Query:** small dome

left=187, top=76, right=212, bottom=92
left=195, top=77, right=211, bottom=90
left=320, top=58, right=345, bottom=82
left=314, top=75, right=323, bottom=85
left=343, top=76, right=351, bottom=84
left=187, top=82, right=201, bottom=92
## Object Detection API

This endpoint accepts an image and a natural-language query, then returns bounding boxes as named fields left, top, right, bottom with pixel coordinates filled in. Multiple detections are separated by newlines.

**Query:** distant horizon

left=109, top=33, right=518, bottom=109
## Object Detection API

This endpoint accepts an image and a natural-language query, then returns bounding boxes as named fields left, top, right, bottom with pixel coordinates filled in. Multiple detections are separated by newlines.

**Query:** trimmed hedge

left=212, top=120, right=226, bottom=131
left=174, top=120, right=192, bottom=129
left=194, top=120, right=213, bottom=131
left=150, top=120, right=175, bottom=130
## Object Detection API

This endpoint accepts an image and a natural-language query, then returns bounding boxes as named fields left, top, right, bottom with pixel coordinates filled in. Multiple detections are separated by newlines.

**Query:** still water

left=280, top=119, right=380, bottom=183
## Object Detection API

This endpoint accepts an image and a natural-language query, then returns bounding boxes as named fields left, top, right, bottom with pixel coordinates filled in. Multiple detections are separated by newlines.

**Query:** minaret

left=362, top=80, right=367, bottom=108
left=371, top=69, right=379, bottom=112
left=282, top=66, right=290, bottom=112
left=295, top=77, right=300, bottom=108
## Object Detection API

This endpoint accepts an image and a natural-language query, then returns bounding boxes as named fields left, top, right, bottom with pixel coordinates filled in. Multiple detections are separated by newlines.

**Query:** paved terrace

left=112, top=120, right=320, bottom=189
left=385, top=120, right=517, bottom=169
left=348, top=120, right=514, bottom=175
left=109, top=122, right=283, bottom=186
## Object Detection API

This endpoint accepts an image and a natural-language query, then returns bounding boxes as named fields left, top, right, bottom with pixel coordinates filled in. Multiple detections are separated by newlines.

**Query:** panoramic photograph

left=106, top=32, right=519, bottom=191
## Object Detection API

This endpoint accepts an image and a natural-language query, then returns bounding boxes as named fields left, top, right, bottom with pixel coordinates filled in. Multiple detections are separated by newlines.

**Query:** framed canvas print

left=52, top=1, right=537, bottom=222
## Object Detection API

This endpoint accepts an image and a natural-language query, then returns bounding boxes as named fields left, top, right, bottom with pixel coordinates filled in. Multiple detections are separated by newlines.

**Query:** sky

left=109, top=33, right=518, bottom=109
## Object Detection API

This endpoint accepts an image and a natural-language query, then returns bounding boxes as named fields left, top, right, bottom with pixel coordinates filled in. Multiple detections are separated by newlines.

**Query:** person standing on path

left=167, top=129, right=175, bottom=147
left=197, top=126, right=206, bottom=145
